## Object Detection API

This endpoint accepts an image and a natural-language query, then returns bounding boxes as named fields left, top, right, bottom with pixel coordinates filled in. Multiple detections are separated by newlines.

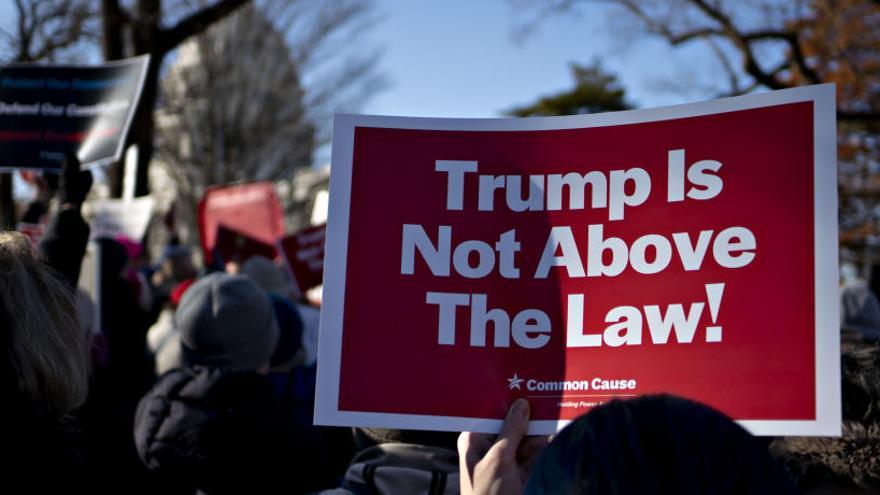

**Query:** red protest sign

left=316, top=85, right=840, bottom=436
left=279, top=223, right=326, bottom=292
left=214, top=224, right=277, bottom=264
left=198, top=182, right=284, bottom=265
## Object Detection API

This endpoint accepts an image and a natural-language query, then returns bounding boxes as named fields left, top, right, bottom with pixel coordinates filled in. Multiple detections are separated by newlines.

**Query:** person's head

left=525, top=395, right=796, bottom=495
left=840, top=283, right=880, bottom=339
left=772, top=422, right=880, bottom=494
left=240, top=255, right=298, bottom=301
left=771, top=343, right=880, bottom=494
left=840, top=343, right=880, bottom=424
left=175, top=273, right=279, bottom=372
left=266, top=294, right=303, bottom=371
left=161, top=244, right=195, bottom=281
left=841, top=262, right=860, bottom=287
left=0, top=232, right=90, bottom=418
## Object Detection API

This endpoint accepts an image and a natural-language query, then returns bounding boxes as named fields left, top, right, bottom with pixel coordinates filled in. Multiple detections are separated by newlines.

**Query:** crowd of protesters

left=2, top=153, right=880, bottom=494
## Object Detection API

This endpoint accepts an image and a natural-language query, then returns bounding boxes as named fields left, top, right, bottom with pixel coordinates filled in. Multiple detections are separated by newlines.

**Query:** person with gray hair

left=0, top=152, right=93, bottom=490
left=1, top=231, right=91, bottom=489
left=840, top=262, right=880, bottom=341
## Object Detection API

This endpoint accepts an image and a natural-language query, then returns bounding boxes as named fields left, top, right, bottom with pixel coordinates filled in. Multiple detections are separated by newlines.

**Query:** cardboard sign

left=90, top=196, right=154, bottom=241
left=198, top=182, right=285, bottom=265
left=214, top=224, right=277, bottom=265
left=315, top=85, right=840, bottom=436
left=279, top=224, right=326, bottom=292
left=0, top=56, right=149, bottom=171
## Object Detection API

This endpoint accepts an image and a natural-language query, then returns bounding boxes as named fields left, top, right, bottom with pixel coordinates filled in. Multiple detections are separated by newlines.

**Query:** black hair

left=771, top=342, right=880, bottom=491
left=525, top=395, right=797, bottom=495
left=841, top=344, right=880, bottom=424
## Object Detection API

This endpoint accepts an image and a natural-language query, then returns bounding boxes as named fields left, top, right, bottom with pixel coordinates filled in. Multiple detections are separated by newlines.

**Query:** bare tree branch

left=686, top=0, right=788, bottom=89
left=703, top=35, right=741, bottom=94
left=781, top=31, right=822, bottom=84
left=540, top=0, right=830, bottom=100
left=157, top=5, right=314, bottom=220
left=511, top=0, right=880, bottom=261
left=2, top=0, right=96, bottom=63
left=159, top=0, right=249, bottom=54
left=101, top=0, right=128, bottom=59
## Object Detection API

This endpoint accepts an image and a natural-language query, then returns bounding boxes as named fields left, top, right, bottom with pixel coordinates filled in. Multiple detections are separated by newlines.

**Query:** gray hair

left=0, top=231, right=90, bottom=417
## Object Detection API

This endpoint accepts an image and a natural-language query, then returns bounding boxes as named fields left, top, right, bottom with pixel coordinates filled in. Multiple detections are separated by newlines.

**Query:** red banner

left=198, top=182, right=284, bottom=265
left=316, top=85, right=840, bottom=436
left=214, top=224, right=277, bottom=265
left=279, top=223, right=326, bottom=292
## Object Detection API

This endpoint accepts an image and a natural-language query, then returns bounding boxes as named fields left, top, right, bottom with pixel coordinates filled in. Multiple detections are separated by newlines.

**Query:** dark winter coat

left=1, top=330, right=87, bottom=492
left=38, top=207, right=90, bottom=288
left=4, top=406, right=88, bottom=492
left=134, top=366, right=319, bottom=494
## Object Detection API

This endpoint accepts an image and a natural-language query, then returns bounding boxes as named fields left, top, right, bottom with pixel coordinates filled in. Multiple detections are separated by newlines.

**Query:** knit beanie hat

left=267, top=294, right=303, bottom=368
left=241, top=255, right=297, bottom=301
left=175, top=273, right=279, bottom=371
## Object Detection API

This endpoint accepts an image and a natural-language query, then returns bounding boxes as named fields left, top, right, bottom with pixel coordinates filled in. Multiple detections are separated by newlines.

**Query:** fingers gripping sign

left=459, top=399, right=550, bottom=495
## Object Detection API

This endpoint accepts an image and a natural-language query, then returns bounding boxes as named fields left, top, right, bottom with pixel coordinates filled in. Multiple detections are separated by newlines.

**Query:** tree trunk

left=101, top=0, right=126, bottom=59
left=102, top=0, right=127, bottom=196
left=100, top=0, right=250, bottom=197
left=129, top=57, right=161, bottom=197
left=126, top=0, right=162, bottom=198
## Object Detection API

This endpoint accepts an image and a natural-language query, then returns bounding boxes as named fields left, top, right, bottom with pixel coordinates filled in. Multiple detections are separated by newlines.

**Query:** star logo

left=507, top=373, right=524, bottom=390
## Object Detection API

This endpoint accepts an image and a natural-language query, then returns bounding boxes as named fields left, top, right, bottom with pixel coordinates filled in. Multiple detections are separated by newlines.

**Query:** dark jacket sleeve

left=39, top=207, right=90, bottom=288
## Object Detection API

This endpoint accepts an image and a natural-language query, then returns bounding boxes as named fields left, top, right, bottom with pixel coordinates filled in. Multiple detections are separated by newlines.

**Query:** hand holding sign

left=458, top=399, right=549, bottom=495
left=58, top=152, right=92, bottom=209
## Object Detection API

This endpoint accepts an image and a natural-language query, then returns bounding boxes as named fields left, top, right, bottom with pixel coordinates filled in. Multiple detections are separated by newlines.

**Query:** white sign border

left=316, top=84, right=840, bottom=437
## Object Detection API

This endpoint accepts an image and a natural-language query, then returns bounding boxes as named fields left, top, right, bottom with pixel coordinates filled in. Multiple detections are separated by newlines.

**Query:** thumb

left=493, top=398, right=530, bottom=457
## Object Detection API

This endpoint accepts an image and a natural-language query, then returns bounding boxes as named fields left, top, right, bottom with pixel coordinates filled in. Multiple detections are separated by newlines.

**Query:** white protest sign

left=90, top=195, right=154, bottom=241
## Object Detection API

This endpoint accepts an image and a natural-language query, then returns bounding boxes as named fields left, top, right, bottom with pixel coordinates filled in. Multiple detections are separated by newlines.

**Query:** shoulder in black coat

left=134, top=366, right=318, bottom=494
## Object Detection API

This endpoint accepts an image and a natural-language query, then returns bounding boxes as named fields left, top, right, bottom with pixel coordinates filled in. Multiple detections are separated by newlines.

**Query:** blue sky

left=360, top=0, right=722, bottom=118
